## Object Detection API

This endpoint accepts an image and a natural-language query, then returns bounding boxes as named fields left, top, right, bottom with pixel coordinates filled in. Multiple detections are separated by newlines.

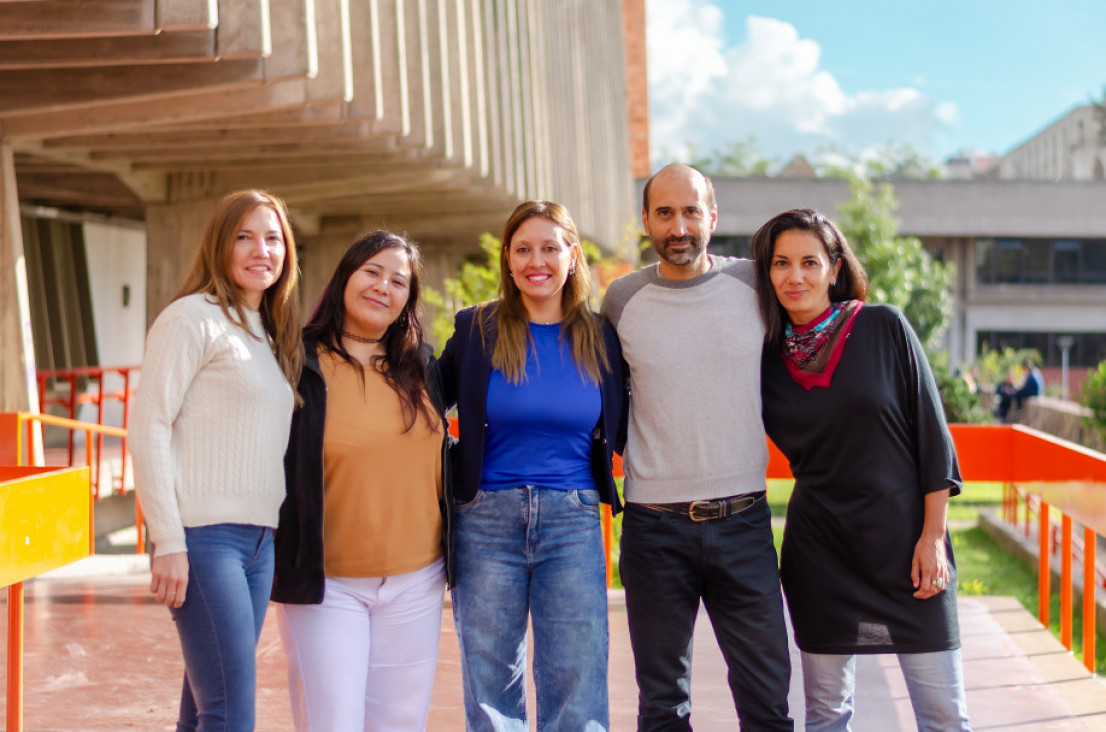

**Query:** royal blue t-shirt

left=479, top=323, right=600, bottom=491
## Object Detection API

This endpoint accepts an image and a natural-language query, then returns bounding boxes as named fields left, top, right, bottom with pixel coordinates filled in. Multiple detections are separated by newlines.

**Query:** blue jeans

left=620, top=498, right=793, bottom=731
left=170, top=524, right=274, bottom=732
left=451, top=486, right=609, bottom=731
left=801, top=650, right=971, bottom=731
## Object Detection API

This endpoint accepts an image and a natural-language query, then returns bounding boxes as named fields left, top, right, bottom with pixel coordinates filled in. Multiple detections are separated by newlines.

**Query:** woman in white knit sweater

left=130, top=189, right=303, bottom=732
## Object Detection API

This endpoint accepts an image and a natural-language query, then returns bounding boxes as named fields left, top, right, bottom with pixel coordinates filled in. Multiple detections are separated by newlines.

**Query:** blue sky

left=647, top=0, right=1106, bottom=168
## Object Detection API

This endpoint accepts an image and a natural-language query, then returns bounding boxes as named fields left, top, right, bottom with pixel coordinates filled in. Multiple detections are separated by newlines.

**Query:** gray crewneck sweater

left=601, top=256, right=769, bottom=503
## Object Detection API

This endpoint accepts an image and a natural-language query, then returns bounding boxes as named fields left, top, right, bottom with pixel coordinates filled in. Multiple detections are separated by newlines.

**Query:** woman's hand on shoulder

left=910, top=532, right=950, bottom=600
left=150, top=551, right=190, bottom=608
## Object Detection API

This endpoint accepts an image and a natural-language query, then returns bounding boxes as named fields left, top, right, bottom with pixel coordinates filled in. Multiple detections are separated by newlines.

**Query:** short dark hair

left=750, top=208, right=869, bottom=350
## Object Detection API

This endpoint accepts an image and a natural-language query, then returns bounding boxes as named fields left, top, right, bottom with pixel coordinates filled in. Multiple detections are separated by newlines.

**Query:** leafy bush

left=1081, top=360, right=1106, bottom=440
left=929, top=351, right=991, bottom=424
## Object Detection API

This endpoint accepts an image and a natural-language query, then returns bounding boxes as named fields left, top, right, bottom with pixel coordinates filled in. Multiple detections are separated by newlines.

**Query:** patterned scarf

left=781, top=300, right=863, bottom=390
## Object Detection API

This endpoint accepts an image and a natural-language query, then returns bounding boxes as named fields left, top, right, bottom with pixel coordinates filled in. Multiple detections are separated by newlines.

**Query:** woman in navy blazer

left=436, top=200, right=626, bottom=731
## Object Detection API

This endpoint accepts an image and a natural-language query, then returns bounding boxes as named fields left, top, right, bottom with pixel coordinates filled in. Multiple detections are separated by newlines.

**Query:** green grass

left=765, top=479, right=1006, bottom=523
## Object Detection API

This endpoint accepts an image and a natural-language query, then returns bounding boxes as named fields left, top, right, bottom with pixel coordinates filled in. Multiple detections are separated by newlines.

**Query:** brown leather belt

left=636, top=491, right=766, bottom=522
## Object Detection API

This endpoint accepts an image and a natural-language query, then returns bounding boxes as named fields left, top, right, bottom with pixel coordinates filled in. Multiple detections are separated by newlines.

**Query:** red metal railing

left=36, top=366, right=139, bottom=498
left=1, top=412, right=130, bottom=555
left=611, top=424, right=1104, bottom=671
left=928, top=424, right=1105, bottom=672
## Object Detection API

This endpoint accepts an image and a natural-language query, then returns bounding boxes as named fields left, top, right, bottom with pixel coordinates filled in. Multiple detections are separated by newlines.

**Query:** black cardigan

left=271, top=338, right=454, bottom=604
left=434, top=305, right=627, bottom=512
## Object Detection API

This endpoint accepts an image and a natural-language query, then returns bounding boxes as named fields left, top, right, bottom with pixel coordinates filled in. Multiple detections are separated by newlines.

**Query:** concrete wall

left=994, top=106, right=1106, bottom=182
left=83, top=221, right=146, bottom=368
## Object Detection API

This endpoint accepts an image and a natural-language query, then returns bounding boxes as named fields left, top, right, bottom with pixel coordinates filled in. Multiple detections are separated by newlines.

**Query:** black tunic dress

left=761, top=304, right=961, bottom=654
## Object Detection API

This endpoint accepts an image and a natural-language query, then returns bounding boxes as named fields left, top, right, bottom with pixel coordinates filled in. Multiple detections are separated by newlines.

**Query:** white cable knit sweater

left=129, top=294, right=294, bottom=557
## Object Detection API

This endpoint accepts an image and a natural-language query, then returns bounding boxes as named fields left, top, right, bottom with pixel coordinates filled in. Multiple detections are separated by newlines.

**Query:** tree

left=683, top=137, right=774, bottom=177
left=930, top=351, right=993, bottom=424
left=816, top=142, right=943, bottom=181
left=1081, top=360, right=1106, bottom=441
left=835, top=175, right=954, bottom=350
left=423, top=233, right=501, bottom=351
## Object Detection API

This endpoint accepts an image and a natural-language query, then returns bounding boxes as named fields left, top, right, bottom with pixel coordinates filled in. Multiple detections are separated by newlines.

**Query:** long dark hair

left=750, top=208, right=868, bottom=351
left=304, top=230, right=436, bottom=432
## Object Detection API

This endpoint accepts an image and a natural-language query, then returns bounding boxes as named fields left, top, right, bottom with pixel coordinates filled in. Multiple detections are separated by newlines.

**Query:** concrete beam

left=0, top=79, right=310, bottom=138
left=0, top=0, right=157, bottom=41
left=0, top=31, right=218, bottom=70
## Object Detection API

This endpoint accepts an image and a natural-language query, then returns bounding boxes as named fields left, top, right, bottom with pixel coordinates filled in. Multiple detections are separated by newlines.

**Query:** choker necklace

left=342, top=330, right=384, bottom=344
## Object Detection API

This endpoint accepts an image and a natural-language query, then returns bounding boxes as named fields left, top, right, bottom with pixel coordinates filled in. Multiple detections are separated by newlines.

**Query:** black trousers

left=620, top=498, right=794, bottom=731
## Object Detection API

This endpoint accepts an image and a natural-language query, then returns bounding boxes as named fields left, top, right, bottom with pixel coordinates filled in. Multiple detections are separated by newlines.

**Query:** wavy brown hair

left=174, top=189, right=303, bottom=394
left=476, top=200, right=607, bottom=384
left=750, top=208, right=869, bottom=351
left=304, top=231, right=437, bottom=432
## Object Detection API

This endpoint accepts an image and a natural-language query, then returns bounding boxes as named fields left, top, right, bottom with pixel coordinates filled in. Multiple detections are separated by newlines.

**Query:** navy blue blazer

left=434, top=304, right=627, bottom=513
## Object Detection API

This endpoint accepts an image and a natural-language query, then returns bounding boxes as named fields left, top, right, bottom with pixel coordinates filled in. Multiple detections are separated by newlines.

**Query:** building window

left=1052, top=239, right=1080, bottom=283
left=976, top=331, right=1106, bottom=368
left=976, top=237, right=1106, bottom=284
left=710, top=236, right=751, bottom=259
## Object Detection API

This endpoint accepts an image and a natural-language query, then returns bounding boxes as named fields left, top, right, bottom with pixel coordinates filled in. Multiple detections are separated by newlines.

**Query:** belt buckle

left=688, top=500, right=722, bottom=522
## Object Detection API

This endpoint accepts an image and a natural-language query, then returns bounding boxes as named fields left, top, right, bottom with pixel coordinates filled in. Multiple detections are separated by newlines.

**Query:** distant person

left=994, top=372, right=1017, bottom=421
left=436, top=200, right=625, bottom=730
left=1014, top=358, right=1044, bottom=409
left=752, top=208, right=971, bottom=732
left=272, top=232, right=449, bottom=730
left=130, top=190, right=302, bottom=731
left=601, top=163, right=793, bottom=730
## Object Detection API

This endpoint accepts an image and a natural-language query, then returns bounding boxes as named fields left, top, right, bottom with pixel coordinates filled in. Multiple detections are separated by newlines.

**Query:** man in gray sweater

left=601, top=163, right=792, bottom=730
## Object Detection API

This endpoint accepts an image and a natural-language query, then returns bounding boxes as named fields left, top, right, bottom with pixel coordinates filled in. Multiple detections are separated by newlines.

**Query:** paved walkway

left=3, top=557, right=1106, bottom=730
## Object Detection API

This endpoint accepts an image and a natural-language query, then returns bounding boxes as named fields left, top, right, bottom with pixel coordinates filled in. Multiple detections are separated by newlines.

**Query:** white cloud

left=646, top=3, right=958, bottom=169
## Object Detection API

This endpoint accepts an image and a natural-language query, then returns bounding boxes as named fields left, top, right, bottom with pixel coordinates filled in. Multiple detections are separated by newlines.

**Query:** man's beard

left=654, top=234, right=706, bottom=266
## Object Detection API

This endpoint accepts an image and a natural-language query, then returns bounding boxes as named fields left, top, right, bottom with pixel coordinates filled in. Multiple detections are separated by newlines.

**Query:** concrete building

left=703, top=177, right=1106, bottom=377
left=992, top=105, right=1106, bottom=182
left=1, top=0, right=648, bottom=412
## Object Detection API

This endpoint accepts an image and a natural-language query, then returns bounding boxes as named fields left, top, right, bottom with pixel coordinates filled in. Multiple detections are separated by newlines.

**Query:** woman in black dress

left=751, top=209, right=971, bottom=731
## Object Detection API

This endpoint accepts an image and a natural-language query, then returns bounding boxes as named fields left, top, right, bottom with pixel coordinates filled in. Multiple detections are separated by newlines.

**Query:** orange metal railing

left=611, top=424, right=1105, bottom=670
left=37, top=365, right=139, bottom=497
left=929, top=424, right=1105, bottom=672
left=1, top=464, right=92, bottom=732
left=0, top=412, right=139, bottom=554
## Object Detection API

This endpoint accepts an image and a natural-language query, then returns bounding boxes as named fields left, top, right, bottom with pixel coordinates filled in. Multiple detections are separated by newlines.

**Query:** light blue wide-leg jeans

left=451, top=486, right=609, bottom=732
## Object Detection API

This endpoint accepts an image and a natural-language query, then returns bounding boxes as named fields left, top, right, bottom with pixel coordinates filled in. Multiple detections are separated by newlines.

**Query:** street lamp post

left=1058, top=336, right=1075, bottom=401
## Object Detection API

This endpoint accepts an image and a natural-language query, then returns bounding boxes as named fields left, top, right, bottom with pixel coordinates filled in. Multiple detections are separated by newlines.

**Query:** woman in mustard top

left=272, top=231, right=451, bottom=731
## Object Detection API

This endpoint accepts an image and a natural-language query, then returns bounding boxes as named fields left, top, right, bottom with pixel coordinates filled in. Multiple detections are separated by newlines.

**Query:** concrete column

left=0, top=141, right=40, bottom=412
left=144, top=198, right=218, bottom=326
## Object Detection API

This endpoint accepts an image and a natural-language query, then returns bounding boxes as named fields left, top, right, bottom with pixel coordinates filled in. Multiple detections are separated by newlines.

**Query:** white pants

left=277, top=559, right=446, bottom=732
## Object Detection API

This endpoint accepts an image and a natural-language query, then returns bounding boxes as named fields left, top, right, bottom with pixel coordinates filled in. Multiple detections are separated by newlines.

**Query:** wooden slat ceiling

left=0, top=0, right=635, bottom=249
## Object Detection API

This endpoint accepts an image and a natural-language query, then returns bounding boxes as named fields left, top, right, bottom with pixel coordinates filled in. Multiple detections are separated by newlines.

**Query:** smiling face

left=229, top=205, right=286, bottom=309
left=342, top=246, right=412, bottom=339
left=642, top=165, right=717, bottom=280
left=507, top=215, right=578, bottom=321
left=769, top=228, right=843, bottom=325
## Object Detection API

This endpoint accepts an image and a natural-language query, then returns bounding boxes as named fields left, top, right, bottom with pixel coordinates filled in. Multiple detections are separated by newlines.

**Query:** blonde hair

left=175, top=189, right=303, bottom=394
left=477, top=200, right=607, bottom=384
